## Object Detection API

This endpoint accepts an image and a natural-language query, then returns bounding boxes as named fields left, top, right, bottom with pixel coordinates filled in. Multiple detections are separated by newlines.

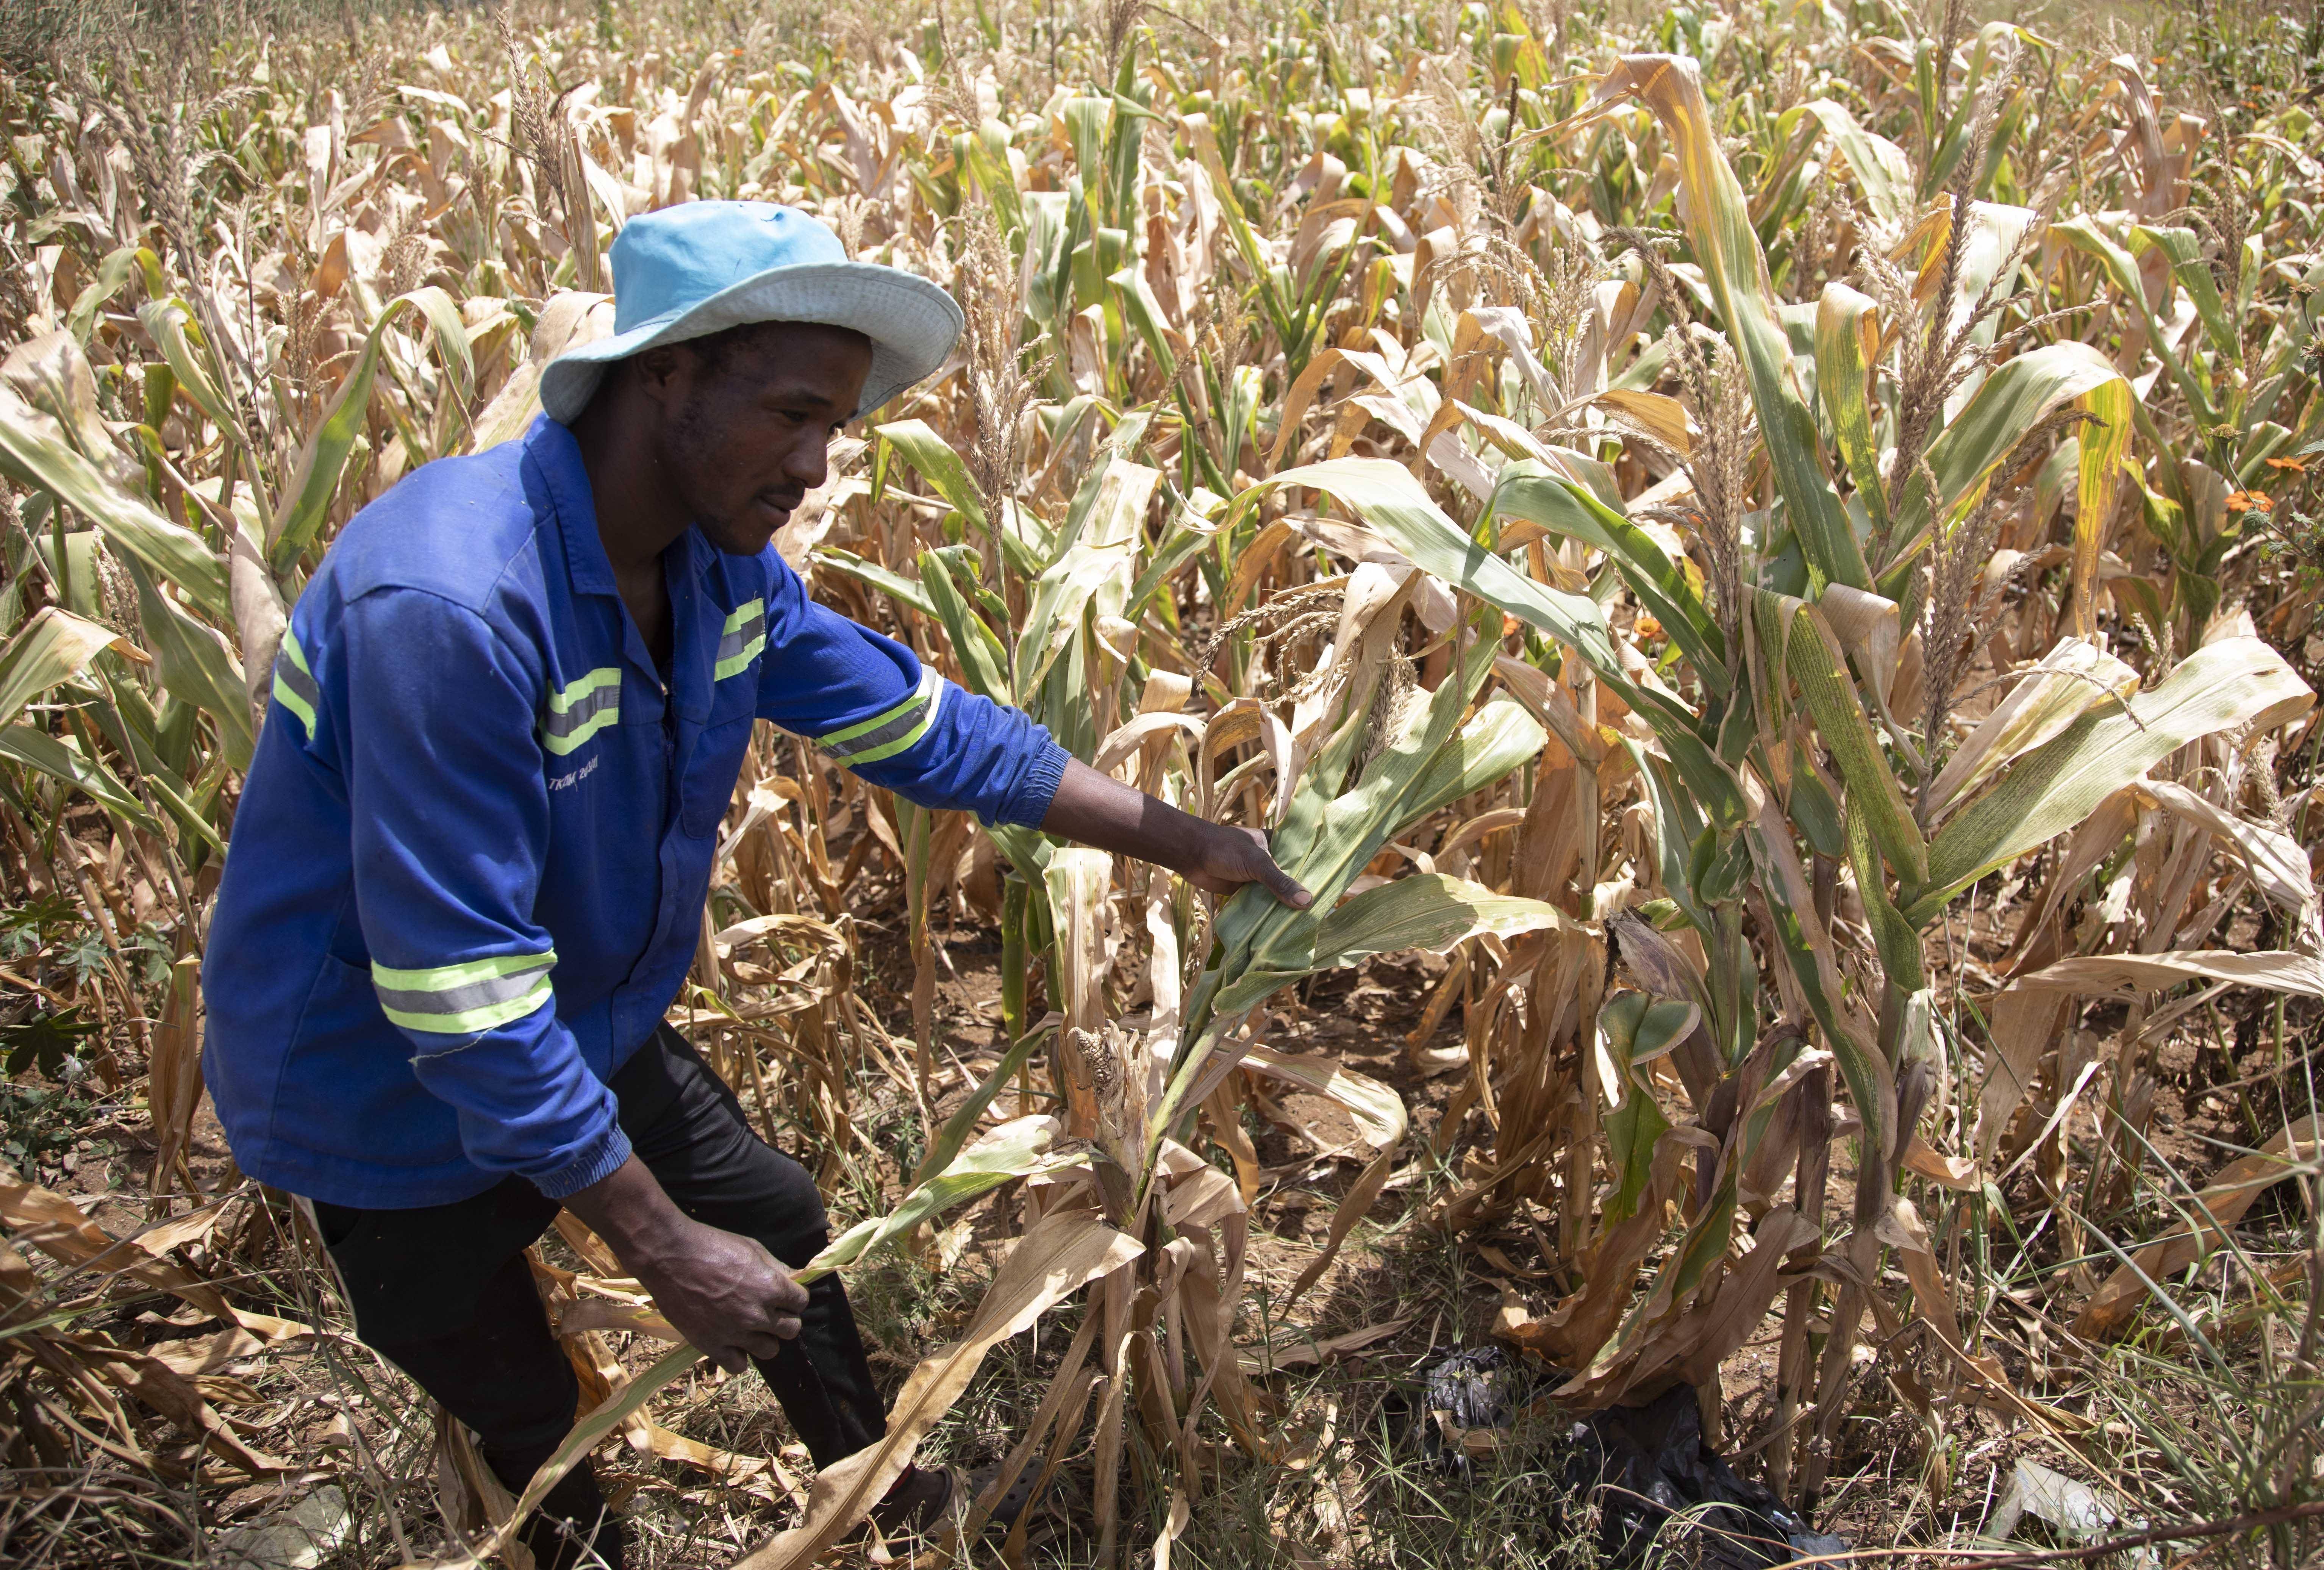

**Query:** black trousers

left=313, top=1026, right=888, bottom=1501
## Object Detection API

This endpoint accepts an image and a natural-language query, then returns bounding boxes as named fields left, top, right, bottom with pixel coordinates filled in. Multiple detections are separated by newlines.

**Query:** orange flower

left=2226, top=491, right=2272, bottom=513
left=1501, top=613, right=1522, bottom=638
left=1635, top=613, right=1665, bottom=640
left=2266, top=456, right=2309, bottom=472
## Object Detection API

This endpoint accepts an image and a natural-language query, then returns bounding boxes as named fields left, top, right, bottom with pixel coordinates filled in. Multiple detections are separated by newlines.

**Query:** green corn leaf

left=1164, top=621, right=1505, bottom=1134
left=1905, top=637, right=2314, bottom=924
left=4, top=330, right=114, bottom=459
left=1389, top=696, right=1549, bottom=839
left=1020, top=191, right=1073, bottom=333
left=877, top=424, right=979, bottom=518
left=272, top=288, right=474, bottom=565
left=812, top=546, right=936, bottom=616
left=89, top=669, right=226, bottom=855
left=1601, top=989, right=1702, bottom=1068
left=2130, top=225, right=2237, bottom=366
left=910, top=1021, right=1055, bottom=1187
left=1793, top=100, right=1911, bottom=225
left=1253, top=614, right=1502, bottom=941
left=0, top=721, right=161, bottom=832
left=0, top=385, right=231, bottom=622
left=1896, top=341, right=2132, bottom=559
left=1754, top=590, right=1928, bottom=887
left=917, top=549, right=1013, bottom=702
left=1305, top=872, right=1573, bottom=974
left=1627, top=741, right=1713, bottom=933
left=1014, top=459, right=1156, bottom=700
left=137, top=299, right=238, bottom=439
left=1845, top=798, right=1926, bottom=991
left=1739, top=771, right=1895, bottom=1164
left=1225, top=457, right=1638, bottom=711
left=804, top=1114, right=1088, bottom=1285
left=1202, top=872, right=1572, bottom=1069
left=1490, top=462, right=1726, bottom=690
left=125, top=558, right=253, bottom=771
left=1595, top=55, right=1868, bottom=593
left=67, top=246, right=167, bottom=346
left=1108, top=264, right=1175, bottom=372
left=1815, top=282, right=1889, bottom=542
left=2054, top=216, right=2219, bottom=434
left=1599, top=996, right=1682, bottom=1223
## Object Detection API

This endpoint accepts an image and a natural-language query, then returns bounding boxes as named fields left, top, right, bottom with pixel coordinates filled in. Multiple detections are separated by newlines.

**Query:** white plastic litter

left=211, top=1485, right=353, bottom=1570
left=1984, top=1461, right=2158, bottom=1570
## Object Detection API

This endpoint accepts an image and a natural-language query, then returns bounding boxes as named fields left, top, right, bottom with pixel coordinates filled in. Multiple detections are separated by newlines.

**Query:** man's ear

left=630, top=345, right=689, bottom=408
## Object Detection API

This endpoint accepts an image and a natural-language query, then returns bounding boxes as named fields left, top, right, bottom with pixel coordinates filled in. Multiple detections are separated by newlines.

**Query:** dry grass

left=3, top=0, right=2324, bottom=1566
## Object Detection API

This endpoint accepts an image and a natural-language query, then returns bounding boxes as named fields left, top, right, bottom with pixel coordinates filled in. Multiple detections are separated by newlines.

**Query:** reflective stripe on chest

left=541, top=668, right=620, bottom=755
left=715, top=598, right=767, bottom=680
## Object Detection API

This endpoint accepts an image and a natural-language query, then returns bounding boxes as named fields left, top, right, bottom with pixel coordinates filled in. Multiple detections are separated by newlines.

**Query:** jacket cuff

left=991, top=739, right=1071, bottom=829
left=530, top=1121, right=633, bottom=1200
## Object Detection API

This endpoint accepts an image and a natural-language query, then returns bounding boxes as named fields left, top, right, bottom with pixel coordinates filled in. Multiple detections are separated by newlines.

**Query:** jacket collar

left=525, top=416, right=620, bottom=598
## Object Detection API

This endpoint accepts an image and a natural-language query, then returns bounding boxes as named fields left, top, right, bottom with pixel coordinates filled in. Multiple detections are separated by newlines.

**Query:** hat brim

left=538, top=259, right=964, bottom=425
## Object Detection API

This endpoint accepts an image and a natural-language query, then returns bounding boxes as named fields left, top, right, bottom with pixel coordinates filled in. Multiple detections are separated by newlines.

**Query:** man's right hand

left=561, top=1156, right=808, bottom=1373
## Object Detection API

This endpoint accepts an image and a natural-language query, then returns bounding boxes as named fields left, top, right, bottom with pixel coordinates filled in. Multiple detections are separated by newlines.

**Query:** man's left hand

left=1040, top=758, right=1313, bottom=910
left=1180, top=822, right=1313, bottom=907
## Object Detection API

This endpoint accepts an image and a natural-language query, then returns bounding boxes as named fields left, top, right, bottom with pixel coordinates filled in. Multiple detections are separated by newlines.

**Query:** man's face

left=643, top=322, right=874, bottom=557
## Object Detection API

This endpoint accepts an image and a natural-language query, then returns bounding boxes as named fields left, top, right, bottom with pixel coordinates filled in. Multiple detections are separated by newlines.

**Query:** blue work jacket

left=202, top=416, right=1067, bottom=1209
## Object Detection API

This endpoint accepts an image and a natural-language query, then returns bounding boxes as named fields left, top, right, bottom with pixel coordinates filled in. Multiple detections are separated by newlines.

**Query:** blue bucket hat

left=538, top=202, right=964, bottom=424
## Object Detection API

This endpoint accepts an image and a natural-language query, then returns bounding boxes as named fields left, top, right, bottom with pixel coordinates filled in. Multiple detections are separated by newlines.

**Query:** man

left=202, top=201, right=1309, bottom=1567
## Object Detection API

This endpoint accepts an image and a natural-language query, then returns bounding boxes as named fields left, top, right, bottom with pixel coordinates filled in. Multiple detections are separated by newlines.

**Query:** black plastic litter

left=1416, top=1344, right=1539, bottom=1470
left=1401, top=1347, right=1849, bottom=1568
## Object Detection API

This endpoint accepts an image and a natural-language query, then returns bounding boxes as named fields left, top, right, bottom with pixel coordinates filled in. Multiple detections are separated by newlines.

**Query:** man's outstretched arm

left=1039, top=757, right=1313, bottom=909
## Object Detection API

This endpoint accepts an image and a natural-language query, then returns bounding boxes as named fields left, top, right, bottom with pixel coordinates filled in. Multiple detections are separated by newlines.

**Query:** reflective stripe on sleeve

left=371, top=949, right=556, bottom=1034
left=818, top=667, right=944, bottom=767
left=272, top=628, right=319, bottom=733
left=540, top=668, right=620, bottom=755
left=713, top=598, right=767, bottom=681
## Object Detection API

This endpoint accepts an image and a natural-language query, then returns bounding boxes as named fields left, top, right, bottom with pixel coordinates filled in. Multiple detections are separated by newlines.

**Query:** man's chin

left=699, top=508, right=788, bottom=557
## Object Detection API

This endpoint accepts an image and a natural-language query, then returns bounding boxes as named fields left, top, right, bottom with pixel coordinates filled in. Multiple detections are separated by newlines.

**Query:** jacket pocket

left=678, top=713, right=755, bottom=839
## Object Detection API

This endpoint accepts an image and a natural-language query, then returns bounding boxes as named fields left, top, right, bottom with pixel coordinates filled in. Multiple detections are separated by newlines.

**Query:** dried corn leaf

left=733, top=1209, right=1140, bottom=1570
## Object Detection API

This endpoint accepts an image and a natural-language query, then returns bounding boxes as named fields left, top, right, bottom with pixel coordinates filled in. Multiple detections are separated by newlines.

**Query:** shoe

left=514, top=1459, right=625, bottom=1570
left=955, top=1464, right=1036, bottom=1533
left=863, top=1462, right=1035, bottom=1545
left=864, top=1464, right=953, bottom=1539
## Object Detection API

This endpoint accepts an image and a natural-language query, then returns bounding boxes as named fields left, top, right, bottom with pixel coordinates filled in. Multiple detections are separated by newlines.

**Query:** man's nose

left=783, top=433, right=830, bottom=491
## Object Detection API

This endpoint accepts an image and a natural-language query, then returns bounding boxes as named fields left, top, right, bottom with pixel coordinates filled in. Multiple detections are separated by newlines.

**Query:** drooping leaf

left=804, top=1115, right=1090, bottom=1283
left=0, top=607, right=145, bottom=728
left=875, top=417, right=989, bottom=534
left=1303, top=873, right=1572, bottom=976
left=127, top=560, right=253, bottom=770
left=733, top=1210, right=1140, bottom=1570
left=1907, top=638, right=2313, bottom=923
left=0, top=722, right=162, bottom=832
left=1925, top=637, right=2140, bottom=819
left=1491, top=461, right=1725, bottom=687
left=1816, top=281, right=1889, bottom=541
left=0, top=385, right=231, bottom=621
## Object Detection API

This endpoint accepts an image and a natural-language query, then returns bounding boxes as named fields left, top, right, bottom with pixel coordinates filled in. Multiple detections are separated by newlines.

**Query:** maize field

left=2, top=0, right=2324, bottom=1563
